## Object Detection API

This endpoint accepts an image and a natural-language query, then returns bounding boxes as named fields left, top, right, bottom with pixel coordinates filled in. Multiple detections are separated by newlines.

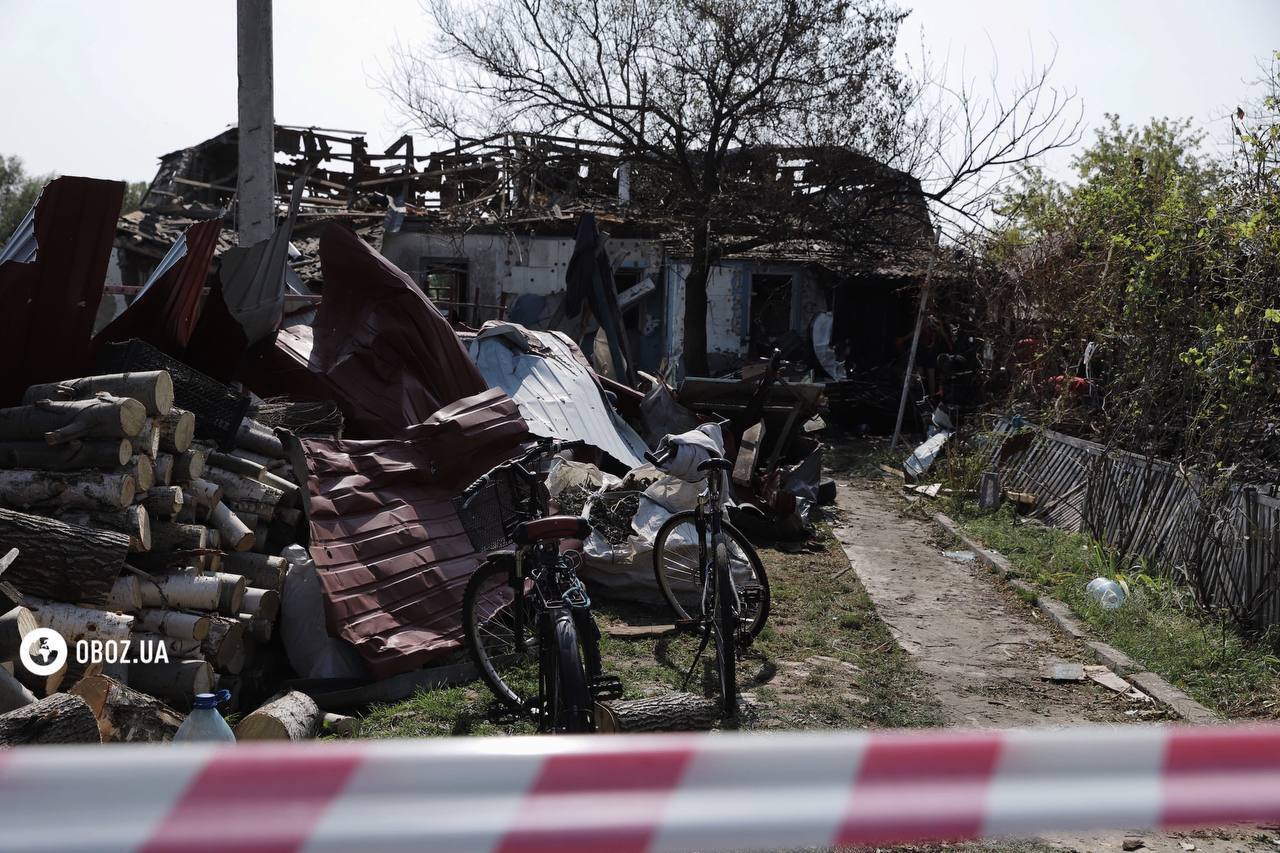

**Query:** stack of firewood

left=0, top=370, right=308, bottom=742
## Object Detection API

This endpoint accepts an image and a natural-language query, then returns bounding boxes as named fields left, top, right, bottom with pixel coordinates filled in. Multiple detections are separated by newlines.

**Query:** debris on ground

left=556, top=485, right=640, bottom=545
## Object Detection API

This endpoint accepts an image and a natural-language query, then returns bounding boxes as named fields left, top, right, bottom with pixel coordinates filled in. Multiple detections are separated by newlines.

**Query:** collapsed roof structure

left=0, top=123, right=956, bottom=683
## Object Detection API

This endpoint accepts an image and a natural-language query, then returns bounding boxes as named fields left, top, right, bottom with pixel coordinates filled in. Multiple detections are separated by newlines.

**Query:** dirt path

left=831, top=478, right=1270, bottom=853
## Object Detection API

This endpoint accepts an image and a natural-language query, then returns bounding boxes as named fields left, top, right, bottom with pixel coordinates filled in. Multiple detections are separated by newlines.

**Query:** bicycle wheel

left=546, top=609, right=592, bottom=732
left=712, top=538, right=738, bottom=718
left=652, top=511, right=771, bottom=637
left=463, top=558, right=539, bottom=715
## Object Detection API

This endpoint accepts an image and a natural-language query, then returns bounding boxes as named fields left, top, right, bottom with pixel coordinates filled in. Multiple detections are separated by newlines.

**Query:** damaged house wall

left=380, top=229, right=669, bottom=370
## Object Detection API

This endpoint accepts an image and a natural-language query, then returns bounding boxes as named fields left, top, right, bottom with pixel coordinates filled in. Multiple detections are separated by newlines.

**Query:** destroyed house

left=114, top=128, right=938, bottom=385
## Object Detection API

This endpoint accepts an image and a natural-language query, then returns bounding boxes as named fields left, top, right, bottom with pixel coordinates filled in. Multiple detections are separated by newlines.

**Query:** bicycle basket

left=452, top=464, right=537, bottom=553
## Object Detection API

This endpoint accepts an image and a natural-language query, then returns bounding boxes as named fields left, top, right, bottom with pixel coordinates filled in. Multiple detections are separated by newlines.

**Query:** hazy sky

left=1, top=0, right=1276, bottom=185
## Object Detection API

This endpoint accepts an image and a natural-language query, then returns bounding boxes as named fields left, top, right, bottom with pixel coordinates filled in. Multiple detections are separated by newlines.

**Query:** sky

left=1, top=0, right=1277, bottom=185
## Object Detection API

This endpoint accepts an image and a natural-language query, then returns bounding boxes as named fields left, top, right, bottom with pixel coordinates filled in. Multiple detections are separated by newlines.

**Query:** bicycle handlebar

left=460, top=438, right=589, bottom=508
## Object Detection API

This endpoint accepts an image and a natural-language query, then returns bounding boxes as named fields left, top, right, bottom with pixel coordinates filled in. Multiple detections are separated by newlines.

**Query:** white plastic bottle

left=174, top=690, right=236, bottom=742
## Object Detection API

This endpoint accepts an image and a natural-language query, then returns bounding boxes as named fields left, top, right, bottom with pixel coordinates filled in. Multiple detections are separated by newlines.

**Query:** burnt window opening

left=417, top=257, right=469, bottom=319
left=749, top=273, right=794, bottom=357
left=614, top=267, right=644, bottom=332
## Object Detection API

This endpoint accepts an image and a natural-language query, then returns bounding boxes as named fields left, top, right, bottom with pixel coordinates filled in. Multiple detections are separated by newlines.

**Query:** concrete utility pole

left=236, top=0, right=275, bottom=246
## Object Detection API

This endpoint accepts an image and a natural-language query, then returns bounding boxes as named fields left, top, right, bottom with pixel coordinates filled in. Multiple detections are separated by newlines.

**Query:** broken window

left=416, top=257, right=469, bottom=318
left=749, top=273, right=794, bottom=357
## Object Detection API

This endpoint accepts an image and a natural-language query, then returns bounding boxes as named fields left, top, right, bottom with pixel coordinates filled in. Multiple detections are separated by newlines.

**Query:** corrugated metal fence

left=990, top=424, right=1280, bottom=632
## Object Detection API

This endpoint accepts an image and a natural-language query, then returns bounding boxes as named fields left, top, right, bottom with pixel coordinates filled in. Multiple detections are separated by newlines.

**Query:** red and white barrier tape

left=1, top=724, right=1279, bottom=852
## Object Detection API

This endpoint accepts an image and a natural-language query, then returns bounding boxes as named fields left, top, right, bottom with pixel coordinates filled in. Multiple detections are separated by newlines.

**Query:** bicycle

left=647, top=435, right=771, bottom=719
left=454, top=437, right=622, bottom=733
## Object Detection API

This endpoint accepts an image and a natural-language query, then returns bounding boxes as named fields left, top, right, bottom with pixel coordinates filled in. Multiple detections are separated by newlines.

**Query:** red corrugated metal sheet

left=0, top=176, right=124, bottom=404
left=95, top=217, right=222, bottom=353
left=257, top=224, right=489, bottom=438
left=303, top=388, right=529, bottom=678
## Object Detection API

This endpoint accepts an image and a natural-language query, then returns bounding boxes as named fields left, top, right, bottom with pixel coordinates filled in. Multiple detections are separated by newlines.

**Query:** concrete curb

left=930, top=511, right=1220, bottom=724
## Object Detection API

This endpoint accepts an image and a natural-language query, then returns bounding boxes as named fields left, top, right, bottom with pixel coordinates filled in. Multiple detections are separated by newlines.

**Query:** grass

left=357, top=520, right=943, bottom=738
left=949, top=500, right=1280, bottom=718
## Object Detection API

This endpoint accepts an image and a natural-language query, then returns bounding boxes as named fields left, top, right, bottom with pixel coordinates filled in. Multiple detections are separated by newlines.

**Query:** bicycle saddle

left=512, top=515, right=591, bottom=546
left=697, top=457, right=735, bottom=473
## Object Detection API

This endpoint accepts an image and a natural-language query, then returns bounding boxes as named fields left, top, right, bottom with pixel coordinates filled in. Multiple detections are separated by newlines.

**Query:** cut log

left=0, top=439, right=132, bottom=471
left=0, top=469, right=136, bottom=511
left=57, top=504, right=151, bottom=553
left=220, top=552, right=287, bottom=592
left=214, top=573, right=247, bottom=615
left=237, top=613, right=273, bottom=643
left=153, top=453, right=174, bottom=486
left=130, top=419, right=160, bottom=458
left=157, top=408, right=195, bottom=454
left=206, top=452, right=300, bottom=503
left=149, top=522, right=208, bottom=553
left=106, top=575, right=143, bottom=613
left=235, top=690, right=320, bottom=740
left=201, top=616, right=245, bottom=669
left=23, top=598, right=134, bottom=645
left=130, top=454, right=155, bottom=491
left=229, top=447, right=274, bottom=467
left=230, top=500, right=274, bottom=523
left=143, top=486, right=184, bottom=518
left=204, top=467, right=284, bottom=506
left=186, top=477, right=223, bottom=510
left=138, top=573, right=221, bottom=610
left=127, top=660, right=211, bottom=710
left=0, top=665, right=35, bottom=713
left=259, top=469, right=300, bottom=505
left=0, top=508, right=130, bottom=606
left=240, top=587, right=279, bottom=622
left=0, top=606, right=37, bottom=662
left=23, top=371, right=174, bottom=417
left=206, top=451, right=265, bottom=479
left=210, top=501, right=254, bottom=552
left=174, top=449, right=206, bottom=482
left=136, top=609, right=210, bottom=641
left=321, top=712, right=357, bottom=736
left=235, top=418, right=285, bottom=459
left=0, top=692, right=101, bottom=745
left=70, top=674, right=183, bottom=742
left=0, top=395, right=146, bottom=446
left=593, top=692, right=722, bottom=733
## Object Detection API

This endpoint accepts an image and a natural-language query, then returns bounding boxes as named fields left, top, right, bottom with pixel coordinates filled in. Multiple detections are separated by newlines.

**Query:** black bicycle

left=647, top=441, right=770, bottom=718
left=455, top=437, right=621, bottom=733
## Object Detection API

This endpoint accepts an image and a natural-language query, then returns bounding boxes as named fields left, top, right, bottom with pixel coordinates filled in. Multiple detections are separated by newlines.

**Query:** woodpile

left=0, top=370, right=311, bottom=738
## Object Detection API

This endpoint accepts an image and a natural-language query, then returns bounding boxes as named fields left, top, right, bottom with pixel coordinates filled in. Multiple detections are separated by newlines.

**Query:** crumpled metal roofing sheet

left=254, top=223, right=488, bottom=438
left=469, top=322, right=649, bottom=469
left=303, top=388, right=528, bottom=678
left=95, top=216, right=223, bottom=354
left=0, top=176, right=124, bottom=404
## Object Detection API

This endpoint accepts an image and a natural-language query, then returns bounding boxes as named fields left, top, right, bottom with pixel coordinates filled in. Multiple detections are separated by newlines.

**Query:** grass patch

left=950, top=500, right=1280, bottom=718
left=357, top=521, right=943, bottom=737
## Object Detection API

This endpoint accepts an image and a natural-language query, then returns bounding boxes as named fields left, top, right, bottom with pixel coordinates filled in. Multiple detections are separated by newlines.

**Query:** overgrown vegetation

left=977, top=53, right=1280, bottom=475
left=950, top=499, right=1280, bottom=717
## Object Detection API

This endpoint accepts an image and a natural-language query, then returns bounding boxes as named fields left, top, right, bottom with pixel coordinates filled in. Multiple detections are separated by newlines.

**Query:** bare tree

left=386, top=0, right=1081, bottom=373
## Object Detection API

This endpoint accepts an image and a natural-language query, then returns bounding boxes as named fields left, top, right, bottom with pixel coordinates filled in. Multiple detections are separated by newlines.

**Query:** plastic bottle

left=1086, top=577, right=1126, bottom=610
left=174, top=690, right=236, bottom=742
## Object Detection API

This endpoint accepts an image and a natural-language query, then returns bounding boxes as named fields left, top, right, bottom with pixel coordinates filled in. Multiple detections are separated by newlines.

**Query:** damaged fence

left=991, top=422, right=1280, bottom=632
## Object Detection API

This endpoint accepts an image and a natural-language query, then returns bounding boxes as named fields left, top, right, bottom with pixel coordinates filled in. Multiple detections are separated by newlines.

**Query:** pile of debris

left=0, top=369, right=313, bottom=744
